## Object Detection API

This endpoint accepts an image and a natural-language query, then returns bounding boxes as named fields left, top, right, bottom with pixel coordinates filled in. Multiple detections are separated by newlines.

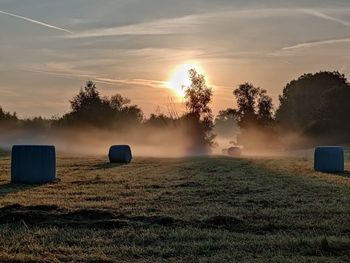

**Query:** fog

left=0, top=125, right=194, bottom=158
left=0, top=121, right=317, bottom=159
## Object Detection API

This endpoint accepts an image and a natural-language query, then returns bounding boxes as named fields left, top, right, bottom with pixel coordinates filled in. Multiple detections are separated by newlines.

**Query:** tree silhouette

left=232, top=83, right=276, bottom=150
left=233, top=83, right=274, bottom=128
left=276, top=71, right=348, bottom=132
left=214, top=108, right=239, bottom=139
left=183, top=69, right=215, bottom=152
left=59, top=81, right=143, bottom=128
left=0, top=107, right=18, bottom=128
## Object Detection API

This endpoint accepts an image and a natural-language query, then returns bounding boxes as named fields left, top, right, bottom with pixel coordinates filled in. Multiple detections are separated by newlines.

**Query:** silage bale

left=314, top=146, right=344, bottom=173
left=11, top=145, right=56, bottom=184
left=109, top=145, right=132, bottom=163
left=227, top=147, right=242, bottom=157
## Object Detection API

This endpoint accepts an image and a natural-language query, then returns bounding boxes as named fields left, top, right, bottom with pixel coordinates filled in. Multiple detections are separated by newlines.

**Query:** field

left=0, top=154, right=349, bottom=262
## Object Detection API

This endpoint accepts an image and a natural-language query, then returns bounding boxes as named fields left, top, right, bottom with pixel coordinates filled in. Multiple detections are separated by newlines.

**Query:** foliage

left=276, top=71, right=348, bottom=131
left=144, top=113, right=174, bottom=127
left=233, top=83, right=274, bottom=128
left=231, top=83, right=276, bottom=150
left=58, top=81, right=143, bottom=128
left=0, top=107, right=18, bottom=127
left=184, top=69, right=215, bottom=152
left=214, top=108, right=239, bottom=138
left=185, top=69, right=213, bottom=119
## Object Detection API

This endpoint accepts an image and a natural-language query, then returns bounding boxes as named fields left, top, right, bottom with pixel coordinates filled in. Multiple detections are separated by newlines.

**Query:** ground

left=0, top=154, right=349, bottom=262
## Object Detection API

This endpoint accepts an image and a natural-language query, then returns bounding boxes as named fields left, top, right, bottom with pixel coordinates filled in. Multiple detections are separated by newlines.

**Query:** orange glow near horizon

left=166, top=62, right=205, bottom=98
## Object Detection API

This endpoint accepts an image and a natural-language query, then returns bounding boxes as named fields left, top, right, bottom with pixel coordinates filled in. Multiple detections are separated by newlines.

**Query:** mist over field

left=0, top=125, right=194, bottom=157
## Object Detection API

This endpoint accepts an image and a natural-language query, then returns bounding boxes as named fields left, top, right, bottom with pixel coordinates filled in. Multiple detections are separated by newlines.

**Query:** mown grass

left=0, top=154, right=349, bottom=262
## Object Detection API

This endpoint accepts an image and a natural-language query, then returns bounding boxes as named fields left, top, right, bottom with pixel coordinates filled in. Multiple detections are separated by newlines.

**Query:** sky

left=0, top=0, right=349, bottom=118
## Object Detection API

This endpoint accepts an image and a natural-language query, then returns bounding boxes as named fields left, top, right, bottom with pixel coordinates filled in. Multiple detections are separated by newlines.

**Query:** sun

left=167, top=62, right=204, bottom=97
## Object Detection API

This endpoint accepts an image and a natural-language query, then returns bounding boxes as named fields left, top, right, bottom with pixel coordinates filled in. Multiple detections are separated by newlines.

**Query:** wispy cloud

left=67, top=16, right=198, bottom=38
left=280, top=9, right=350, bottom=51
left=21, top=63, right=166, bottom=89
left=302, top=9, right=350, bottom=27
left=66, top=8, right=306, bottom=39
left=0, top=10, right=72, bottom=34
left=282, top=37, right=350, bottom=50
left=65, top=7, right=350, bottom=40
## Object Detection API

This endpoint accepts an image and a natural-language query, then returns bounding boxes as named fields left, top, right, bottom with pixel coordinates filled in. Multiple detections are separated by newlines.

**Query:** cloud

left=0, top=10, right=72, bottom=34
left=278, top=9, right=350, bottom=51
left=66, top=8, right=308, bottom=39
left=302, top=9, right=350, bottom=27
left=282, top=37, right=350, bottom=50
left=20, top=64, right=166, bottom=89
left=67, top=16, right=198, bottom=38
left=65, top=7, right=350, bottom=40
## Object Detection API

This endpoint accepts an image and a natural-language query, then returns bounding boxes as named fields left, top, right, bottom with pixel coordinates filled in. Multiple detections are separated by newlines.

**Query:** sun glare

left=167, top=62, right=204, bottom=97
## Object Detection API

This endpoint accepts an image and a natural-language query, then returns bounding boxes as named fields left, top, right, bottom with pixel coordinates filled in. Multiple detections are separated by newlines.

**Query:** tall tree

left=232, top=83, right=276, bottom=150
left=233, top=83, right=274, bottom=128
left=183, top=69, right=215, bottom=152
left=257, top=89, right=274, bottom=126
left=185, top=69, right=213, bottom=119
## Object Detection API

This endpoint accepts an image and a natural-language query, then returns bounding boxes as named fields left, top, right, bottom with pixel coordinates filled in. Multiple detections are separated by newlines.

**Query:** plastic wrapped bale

left=314, top=146, right=344, bottom=173
left=11, top=145, right=56, bottom=184
left=109, top=145, right=132, bottom=163
left=227, top=147, right=242, bottom=157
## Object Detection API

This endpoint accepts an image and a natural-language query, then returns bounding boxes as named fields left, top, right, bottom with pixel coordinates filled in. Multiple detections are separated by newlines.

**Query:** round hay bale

left=314, top=146, right=344, bottom=173
left=109, top=145, right=132, bottom=163
left=11, top=145, right=56, bottom=184
left=227, top=147, right=242, bottom=157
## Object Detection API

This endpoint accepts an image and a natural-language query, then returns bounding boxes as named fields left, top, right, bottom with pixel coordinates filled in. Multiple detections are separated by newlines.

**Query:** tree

left=58, top=81, right=143, bottom=128
left=214, top=108, right=239, bottom=138
left=233, top=83, right=274, bottom=128
left=0, top=107, right=18, bottom=127
left=257, top=89, right=274, bottom=126
left=232, top=83, right=276, bottom=150
left=108, top=94, right=143, bottom=125
left=185, top=69, right=213, bottom=119
left=145, top=113, right=173, bottom=127
left=276, top=71, right=348, bottom=132
left=183, top=69, right=215, bottom=153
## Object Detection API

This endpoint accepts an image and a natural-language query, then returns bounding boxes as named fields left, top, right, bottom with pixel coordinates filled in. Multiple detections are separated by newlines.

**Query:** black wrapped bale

left=227, top=147, right=242, bottom=157
left=11, top=145, right=56, bottom=184
left=109, top=145, right=132, bottom=163
left=314, top=146, right=344, bottom=173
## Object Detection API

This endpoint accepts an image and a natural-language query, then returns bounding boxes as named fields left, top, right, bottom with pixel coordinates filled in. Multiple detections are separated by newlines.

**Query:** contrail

left=0, top=10, right=72, bottom=34
left=282, top=37, right=350, bottom=50
left=302, top=9, right=350, bottom=27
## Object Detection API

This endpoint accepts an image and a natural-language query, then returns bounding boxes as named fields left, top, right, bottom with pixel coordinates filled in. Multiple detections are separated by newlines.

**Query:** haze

left=0, top=0, right=349, bottom=118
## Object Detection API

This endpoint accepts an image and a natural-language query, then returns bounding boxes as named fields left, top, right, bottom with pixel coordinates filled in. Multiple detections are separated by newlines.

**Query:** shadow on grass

left=333, top=170, right=350, bottom=178
left=318, top=170, right=350, bottom=178
left=0, top=183, right=38, bottom=198
left=91, top=162, right=126, bottom=170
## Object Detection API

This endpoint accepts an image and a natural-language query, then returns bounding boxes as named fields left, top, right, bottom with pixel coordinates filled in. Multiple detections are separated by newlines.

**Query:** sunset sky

left=0, top=0, right=350, bottom=118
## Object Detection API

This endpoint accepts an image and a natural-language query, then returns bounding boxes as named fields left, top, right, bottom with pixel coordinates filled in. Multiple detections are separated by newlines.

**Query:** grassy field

left=0, top=154, right=349, bottom=262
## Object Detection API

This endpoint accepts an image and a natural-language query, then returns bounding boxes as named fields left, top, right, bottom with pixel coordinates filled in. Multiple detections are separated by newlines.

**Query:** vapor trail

left=0, top=10, right=72, bottom=34
left=302, top=9, right=350, bottom=27
left=282, top=37, right=350, bottom=50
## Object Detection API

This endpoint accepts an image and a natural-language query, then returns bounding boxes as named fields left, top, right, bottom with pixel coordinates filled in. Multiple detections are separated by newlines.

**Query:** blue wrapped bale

left=314, top=146, right=344, bottom=173
left=109, top=145, right=132, bottom=163
left=11, top=145, right=56, bottom=184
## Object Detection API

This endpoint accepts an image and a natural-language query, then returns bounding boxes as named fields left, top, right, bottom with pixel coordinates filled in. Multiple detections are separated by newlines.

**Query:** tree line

left=0, top=70, right=349, bottom=151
